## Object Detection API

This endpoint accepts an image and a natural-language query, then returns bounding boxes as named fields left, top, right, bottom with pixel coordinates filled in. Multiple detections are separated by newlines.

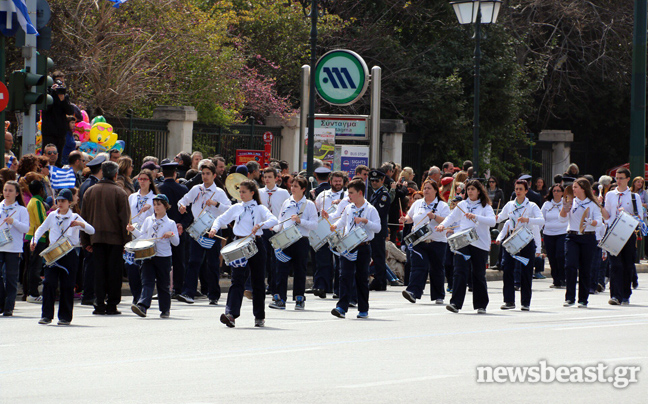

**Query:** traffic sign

left=0, top=82, right=9, bottom=112
left=263, top=131, right=274, bottom=143
left=314, top=49, right=369, bottom=106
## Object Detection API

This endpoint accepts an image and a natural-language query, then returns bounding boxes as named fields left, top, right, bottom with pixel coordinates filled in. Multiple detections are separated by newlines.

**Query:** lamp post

left=298, top=0, right=330, bottom=178
left=451, top=0, right=501, bottom=177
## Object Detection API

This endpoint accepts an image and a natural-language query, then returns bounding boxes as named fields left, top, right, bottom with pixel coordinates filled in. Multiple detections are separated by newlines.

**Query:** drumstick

left=455, top=205, right=477, bottom=223
left=203, top=232, right=227, bottom=241
left=196, top=191, right=217, bottom=218
left=512, top=207, right=527, bottom=232
left=398, top=198, right=403, bottom=215
left=0, top=211, right=16, bottom=227
left=496, top=199, right=501, bottom=214
left=278, top=212, right=303, bottom=225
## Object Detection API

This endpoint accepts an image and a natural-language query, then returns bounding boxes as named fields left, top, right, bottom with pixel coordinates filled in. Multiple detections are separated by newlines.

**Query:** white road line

left=553, top=322, right=648, bottom=331
left=343, top=375, right=456, bottom=388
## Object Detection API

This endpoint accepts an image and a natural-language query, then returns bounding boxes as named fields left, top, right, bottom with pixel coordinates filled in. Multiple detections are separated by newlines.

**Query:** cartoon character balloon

left=89, top=122, right=118, bottom=150
left=74, top=121, right=91, bottom=143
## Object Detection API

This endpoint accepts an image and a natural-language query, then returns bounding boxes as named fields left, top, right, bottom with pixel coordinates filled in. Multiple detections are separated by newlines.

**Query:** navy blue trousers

left=171, top=232, right=187, bottom=295
left=449, top=245, right=489, bottom=310
left=565, top=233, right=595, bottom=304
left=609, top=233, right=636, bottom=302
left=126, top=261, right=142, bottom=304
left=502, top=241, right=535, bottom=307
left=314, top=244, right=334, bottom=292
left=42, top=252, right=78, bottom=322
left=183, top=236, right=221, bottom=300
left=0, top=252, right=21, bottom=314
left=337, top=243, right=371, bottom=313
left=226, top=238, right=266, bottom=320
left=544, top=234, right=566, bottom=286
left=275, top=237, right=309, bottom=302
left=139, top=256, right=172, bottom=313
left=370, top=236, right=387, bottom=288
left=407, top=241, right=446, bottom=300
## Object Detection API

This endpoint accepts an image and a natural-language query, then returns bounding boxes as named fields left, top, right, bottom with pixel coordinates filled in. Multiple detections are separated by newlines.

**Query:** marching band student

left=436, top=179, right=495, bottom=314
left=259, top=167, right=290, bottom=296
left=33, top=189, right=94, bottom=325
left=313, top=171, right=346, bottom=298
left=604, top=168, right=643, bottom=305
left=0, top=181, right=30, bottom=317
left=541, top=184, right=568, bottom=288
left=126, top=169, right=158, bottom=304
left=560, top=178, right=603, bottom=308
left=400, top=180, right=450, bottom=304
left=329, top=179, right=381, bottom=319
left=496, top=180, right=544, bottom=311
left=177, top=161, right=231, bottom=305
left=269, top=176, right=318, bottom=310
left=210, top=180, right=277, bottom=328
left=128, top=194, right=180, bottom=318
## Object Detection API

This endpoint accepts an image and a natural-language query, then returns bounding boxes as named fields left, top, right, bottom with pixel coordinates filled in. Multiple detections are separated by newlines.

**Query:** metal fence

left=192, top=121, right=283, bottom=165
left=105, top=114, right=169, bottom=169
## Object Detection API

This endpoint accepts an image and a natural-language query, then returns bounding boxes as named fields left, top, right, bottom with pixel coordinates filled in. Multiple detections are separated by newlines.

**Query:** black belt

left=567, top=231, right=595, bottom=235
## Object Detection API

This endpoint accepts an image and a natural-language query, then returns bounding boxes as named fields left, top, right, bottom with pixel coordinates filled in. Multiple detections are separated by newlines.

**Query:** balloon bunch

left=78, top=115, right=125, bottom=157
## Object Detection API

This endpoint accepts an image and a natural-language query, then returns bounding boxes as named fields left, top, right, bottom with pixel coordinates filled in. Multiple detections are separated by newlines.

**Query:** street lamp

left=450, top=0, right=501, bottom=177
left=298, top=0, right=331, bottom=178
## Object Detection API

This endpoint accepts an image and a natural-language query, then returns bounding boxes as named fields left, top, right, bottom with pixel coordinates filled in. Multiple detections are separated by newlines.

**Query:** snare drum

left=0, top=228, right=13, bottom=247
left=447, top=228, right=479, bottom=252
left=269, top=226, right=302, bottom=250
left=124, top=240, right=156, bottom=261
left=187, top=211, right=216, bottom=242
left=403, top=223, right=433, bottom=247
left=333, top=227, right=368, bottom=254
left=598, top=211, right=639, bottom=256
left=502, top=226, right=534, bottom=256
left=221, top=237, right=258, bottom=265
left=309, top=206, right=337, bottom=251
left=40, top=237, right=74, bottom=266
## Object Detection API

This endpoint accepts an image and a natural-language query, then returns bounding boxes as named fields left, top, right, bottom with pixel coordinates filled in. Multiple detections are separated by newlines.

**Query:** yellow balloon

left=89, top=122, right=118, bottom=149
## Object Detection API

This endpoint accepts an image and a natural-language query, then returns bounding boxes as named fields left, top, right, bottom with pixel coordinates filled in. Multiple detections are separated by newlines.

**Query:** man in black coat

left=41, top=80, right=74, bottom=167
left=368, top=169, right=391, bottom=291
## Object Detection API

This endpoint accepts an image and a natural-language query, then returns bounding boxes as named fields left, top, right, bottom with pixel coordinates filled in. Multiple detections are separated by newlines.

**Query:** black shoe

left=500, top=303, right=515, bottom=310
left=220, top=313, right=235, bottom=328
left=402, top=290, right=416, bottom=303
left=209, top=299, right=218, bottom=305
left=596, top=283, right=604, bottom=293
left=632, top=281, right=639, bottom=289
left=305, top=288, right=315, bottom=294
left=468, top=287, right=474, bottom=292
left=131, top=304, right=147, bottom=318
left=389, top=280, right=404, bottom=286
left=38, top=317, right=52, bottom=324
left=92, top=308, right=106, bottom=315
left=332, top=293, right=339, bottom=299
left=514, top=286, right=521, bottom=291
left=57, top=320, right=71, bottom=326
left=160, top=312, right=170, bottom=318
left=446, top=303, right=459, bottom=313
left=81, top=299, right=94, bottom=306
left=106, top=308, right=122, bottom=315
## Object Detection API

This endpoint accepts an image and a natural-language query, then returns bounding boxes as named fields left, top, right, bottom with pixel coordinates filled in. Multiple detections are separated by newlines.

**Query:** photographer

left=41, top=72, right=74, bottom=167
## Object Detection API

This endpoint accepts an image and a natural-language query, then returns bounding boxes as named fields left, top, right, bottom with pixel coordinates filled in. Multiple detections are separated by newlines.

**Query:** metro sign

left=314, top=49, right=369, bottom=106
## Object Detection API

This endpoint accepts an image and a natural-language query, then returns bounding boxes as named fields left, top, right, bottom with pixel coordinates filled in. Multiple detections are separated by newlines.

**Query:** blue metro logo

left=321, top=67, right=357, bottom=89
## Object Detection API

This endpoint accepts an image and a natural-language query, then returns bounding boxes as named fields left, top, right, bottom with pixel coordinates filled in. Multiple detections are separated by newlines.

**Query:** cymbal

left=225, top=173, right=248, bottom=201
left=579, top=207, right=590, bottom=233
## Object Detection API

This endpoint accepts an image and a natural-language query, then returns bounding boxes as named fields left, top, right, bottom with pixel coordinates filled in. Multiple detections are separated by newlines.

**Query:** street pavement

left=1, top=274, right=647, bottom=404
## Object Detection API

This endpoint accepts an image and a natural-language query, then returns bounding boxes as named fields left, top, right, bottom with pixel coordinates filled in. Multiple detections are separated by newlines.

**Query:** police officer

left=368, top=169, right=391, bottom=291
left=78, top=154, right=105, bottom=305
left=313, top=167, right=332, bottom=198
left=157, top=162, right=191, bottom=297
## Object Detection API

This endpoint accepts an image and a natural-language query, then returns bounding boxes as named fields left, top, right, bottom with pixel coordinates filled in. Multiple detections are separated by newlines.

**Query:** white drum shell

left=334, top=227, right=368, bottom=253
left=0, top=228, right=13, bottom=247
left=269, top=226, right=302, bottom=250
left=598, top=211, right=639, bottom=256
left=403, top=223, right=433, bottom=247
left=447, top=228, right=479, bottom=252
left=221, top=238, right=258, bottom=265
left=187, top=212, right=216, bottom=242
left=502, top=226, right=534, bottom=256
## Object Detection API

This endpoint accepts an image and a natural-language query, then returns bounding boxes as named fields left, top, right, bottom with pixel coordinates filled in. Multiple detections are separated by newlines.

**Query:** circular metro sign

left=314, top=49, right=369, bottom=106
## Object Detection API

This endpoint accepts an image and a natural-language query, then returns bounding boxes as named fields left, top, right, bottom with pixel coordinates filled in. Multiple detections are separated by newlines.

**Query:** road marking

left=343, top=375, right=456, bottom=388
left=553, top=322, right=648, bottom=331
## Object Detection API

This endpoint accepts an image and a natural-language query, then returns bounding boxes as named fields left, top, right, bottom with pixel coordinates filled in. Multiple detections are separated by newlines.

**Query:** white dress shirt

left=213, top=200, right=278, bottom=237
left=128, top=190, right=155, bottom=227
left=179, top=183, right=231, bottom=220
left=0, top=201, right=29, bottom=253
left=565, top=197, right=602, bottom=233
left=131, top=214, right=180, bottom=257
left=406, top=197, right=451, bottom=243
left=34, top=209, right=95, bottom=247
left=329, top=196, right=352, bottom=221
left=605, top=188, right=645, bottom=223
left=541, top=200, right=568, bottom=236
left=274, top=196, right=318, bottom=237
left=498, top=198, right=545, bottom=229
left=440, top=199, right=496, bottom=251
left=259, top=186, right=290, bottom=219
left=333, top=200, right=382, bottom=242
left=315, top=188, right=346, bottom=214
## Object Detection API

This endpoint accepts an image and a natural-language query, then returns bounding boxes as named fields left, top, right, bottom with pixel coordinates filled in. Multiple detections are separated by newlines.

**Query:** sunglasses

left=46, top=151, right=58, bottom=155
left=370, top=178, right=381, bottom=182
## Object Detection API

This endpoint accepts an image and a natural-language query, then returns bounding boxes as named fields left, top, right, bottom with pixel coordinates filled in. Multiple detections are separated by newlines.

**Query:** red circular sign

left=263, top=131, right=273, bottom=143
left=0, top=82, right=9, bottom=113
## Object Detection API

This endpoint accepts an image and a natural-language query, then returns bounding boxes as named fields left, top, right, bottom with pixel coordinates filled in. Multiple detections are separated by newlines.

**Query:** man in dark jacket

left=81, top=161, right=131, bottom=315
left=41, top=80, right=74, bottom=166
left=157, top=162, right=191, bottom=296
left=368, top=169, right=391, bottom=291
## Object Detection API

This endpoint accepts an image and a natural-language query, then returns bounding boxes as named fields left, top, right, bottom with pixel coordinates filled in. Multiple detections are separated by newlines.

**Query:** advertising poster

left=339, top=145, right=369, bottom=178
left=235, top=149, right=265, bottom=166
left=303, top=128, right=335, bottom=169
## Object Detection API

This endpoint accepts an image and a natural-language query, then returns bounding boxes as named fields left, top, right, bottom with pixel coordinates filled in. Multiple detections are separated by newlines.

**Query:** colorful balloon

left=90, top=115, right=107, bottom=126
left=89, top=122, right=118, bottom=149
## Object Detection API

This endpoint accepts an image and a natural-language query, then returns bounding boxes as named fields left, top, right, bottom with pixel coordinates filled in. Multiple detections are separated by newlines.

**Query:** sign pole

left=306, top=0, right=318, bottom=178
left=300, top=65, right=309, bottom=172
left=370, top=66, right=381, bottom=168
left=1, top=34, right=5, bottom=167
left=629, top=0, right=647, bottom=181
left=22, top=0, right=38, bottom=155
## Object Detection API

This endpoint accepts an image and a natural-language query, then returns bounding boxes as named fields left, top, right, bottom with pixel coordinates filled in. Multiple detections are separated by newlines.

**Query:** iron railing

left=105, top=113, right=169, bottom=169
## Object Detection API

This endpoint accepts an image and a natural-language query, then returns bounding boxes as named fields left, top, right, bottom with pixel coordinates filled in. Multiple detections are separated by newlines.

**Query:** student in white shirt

left=436, top=179, right=496, bottom=314
left=541, top=184, right=568, bottom=288
left=400, top=180, right=450, bottom=304
left=258, top=167, right=290, bottom=296
left=269, top=176, right=318, bottom=310
left=128, top=194, right=180, bottom=318
left=126, top=169, right=158, bottom=305
left=496, top=180, right=545, bottom=311
left=33, top=189, right=94, bottom=325
left=329, top=179, right=381, bottom=319
left=0, top=181, right=30, bottom=317
left=210, top=180, right=277, bottom=328
left=177, top=161, right=231, bottom=305
left=559, top=178, right=603, bottom=308
left=604, top=168, right=643, bottom=305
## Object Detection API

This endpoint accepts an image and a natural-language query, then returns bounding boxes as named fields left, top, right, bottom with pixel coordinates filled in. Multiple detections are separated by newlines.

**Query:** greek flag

left=123, top=251, right=135, bottom=265
left=8, top=0, right=38, bottom=35
left=106, top=0, right=129, bottom=8
left=512, top=255, right=530, bottom=266
left=454, top=251, right=471, bottom=261
left=407, top=243, right=423, bottom=260
left=340, top=249, right=358, bottom=261
left=198, top=235, right=216, bottom=249
left=229, top=257, right=248, bottom=268
left=274, top=248, right=292, bottom=263
left=50, top=166, right=76, bottom=189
